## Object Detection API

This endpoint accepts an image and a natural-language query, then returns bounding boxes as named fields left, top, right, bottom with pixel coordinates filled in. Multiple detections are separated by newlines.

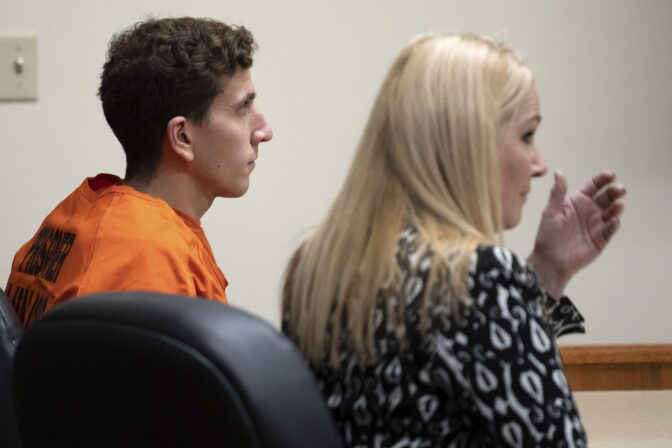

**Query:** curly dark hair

left=98, top=17, right=257, bottom=181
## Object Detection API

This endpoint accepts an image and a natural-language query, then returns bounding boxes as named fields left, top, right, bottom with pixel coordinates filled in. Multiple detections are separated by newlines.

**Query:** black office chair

left=0, top=287, right=23, bottom=448
left=13, top=292, right=342, bottom=448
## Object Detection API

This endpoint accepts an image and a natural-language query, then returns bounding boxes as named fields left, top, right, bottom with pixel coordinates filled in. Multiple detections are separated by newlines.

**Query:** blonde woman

left=283, top=33, right=625, bottom=447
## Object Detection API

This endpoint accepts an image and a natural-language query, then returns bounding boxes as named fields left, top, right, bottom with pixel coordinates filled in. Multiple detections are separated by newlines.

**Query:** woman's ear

left=165, top=116, right=194, bottom=163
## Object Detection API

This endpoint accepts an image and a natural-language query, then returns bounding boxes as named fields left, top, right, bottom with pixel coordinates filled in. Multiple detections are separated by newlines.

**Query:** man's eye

left=237, top=101, right=251, bottom=115
left=522, top=131, right=535, bottom=144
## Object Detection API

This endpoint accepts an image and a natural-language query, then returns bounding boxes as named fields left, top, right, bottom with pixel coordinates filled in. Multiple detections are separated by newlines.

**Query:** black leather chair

left=0, top=287, right=23, bottom=448
left=13, top=292, right=342, bottom=448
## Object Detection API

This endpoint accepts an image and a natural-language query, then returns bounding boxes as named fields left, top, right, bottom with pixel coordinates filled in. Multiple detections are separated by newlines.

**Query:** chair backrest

left=0, top=287, right=23, bottom=448
left=13, top=292, right=342, bottom=448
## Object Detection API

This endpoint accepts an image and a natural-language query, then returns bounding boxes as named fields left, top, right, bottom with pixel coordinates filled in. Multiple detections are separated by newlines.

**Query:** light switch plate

left=0, top=33, right=38, bottom=101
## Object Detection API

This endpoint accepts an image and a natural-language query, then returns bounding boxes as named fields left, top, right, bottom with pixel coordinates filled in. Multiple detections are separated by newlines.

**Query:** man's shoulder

left=100, top=194, right=196, bottom=253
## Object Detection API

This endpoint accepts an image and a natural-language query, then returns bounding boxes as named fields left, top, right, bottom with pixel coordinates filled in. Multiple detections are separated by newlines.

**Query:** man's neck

left=124, top=171, right=213, bottom=221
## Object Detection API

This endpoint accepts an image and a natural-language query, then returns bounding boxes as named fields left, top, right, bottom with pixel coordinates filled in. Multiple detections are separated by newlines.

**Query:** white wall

left=1, top=0, right=670, bottom=344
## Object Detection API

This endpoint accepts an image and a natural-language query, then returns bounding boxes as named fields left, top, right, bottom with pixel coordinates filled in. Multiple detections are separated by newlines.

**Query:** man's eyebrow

left=234, top=91, right=256, bottom=107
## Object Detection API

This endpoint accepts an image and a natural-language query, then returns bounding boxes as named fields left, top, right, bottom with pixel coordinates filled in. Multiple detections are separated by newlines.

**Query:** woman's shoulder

left=467, top=244, right=543, bottom=298
left=471, top=244, right=531, bottom=277
left=393, top=226, right=541, bottom=296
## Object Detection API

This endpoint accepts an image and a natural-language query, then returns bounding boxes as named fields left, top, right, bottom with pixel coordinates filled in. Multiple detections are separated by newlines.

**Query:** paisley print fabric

left=293, top=226, right=587, bottom=447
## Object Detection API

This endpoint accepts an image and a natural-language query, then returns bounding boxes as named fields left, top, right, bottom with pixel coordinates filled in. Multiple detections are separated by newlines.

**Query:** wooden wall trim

left=559, top=344, right=672, bottom=391
left=560, top=344, right=672, bottom=364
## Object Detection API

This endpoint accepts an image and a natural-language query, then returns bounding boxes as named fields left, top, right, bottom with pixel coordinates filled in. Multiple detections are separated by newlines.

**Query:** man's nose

left=252, top=115, right=273, bottom=145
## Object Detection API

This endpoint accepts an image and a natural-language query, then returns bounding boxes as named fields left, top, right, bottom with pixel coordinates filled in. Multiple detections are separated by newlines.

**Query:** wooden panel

left=559, top=345, right=672, bottom=391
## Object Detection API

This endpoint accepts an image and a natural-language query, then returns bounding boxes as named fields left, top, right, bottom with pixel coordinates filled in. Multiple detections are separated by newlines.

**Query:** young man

left=5, top=17, right=273, bottom=326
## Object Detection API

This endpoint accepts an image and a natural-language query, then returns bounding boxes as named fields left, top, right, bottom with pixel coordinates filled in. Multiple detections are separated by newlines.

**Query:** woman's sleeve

left=431, top=246, right=587, bottom=447
left=541, top=293, right=586, bottom=338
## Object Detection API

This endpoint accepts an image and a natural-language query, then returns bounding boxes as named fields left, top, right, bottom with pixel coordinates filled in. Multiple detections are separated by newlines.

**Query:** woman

left=283, top=33, right=625, bottom=447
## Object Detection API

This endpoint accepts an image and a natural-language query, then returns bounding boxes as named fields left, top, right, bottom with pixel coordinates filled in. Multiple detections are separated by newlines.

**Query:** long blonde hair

left=283, top=33, right=535, bottom=365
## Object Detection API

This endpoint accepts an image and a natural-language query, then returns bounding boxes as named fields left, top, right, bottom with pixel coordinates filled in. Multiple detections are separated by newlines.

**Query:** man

left=5, top=17, right=272, bottom=326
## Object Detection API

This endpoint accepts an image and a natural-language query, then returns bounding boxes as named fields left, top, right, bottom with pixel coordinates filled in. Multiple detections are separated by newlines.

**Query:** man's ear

left=165, top=116, right=195, bottom=163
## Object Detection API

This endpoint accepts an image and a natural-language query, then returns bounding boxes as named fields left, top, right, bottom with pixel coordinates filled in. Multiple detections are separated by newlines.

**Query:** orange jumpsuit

left=5, top=174, right=228, bottom=326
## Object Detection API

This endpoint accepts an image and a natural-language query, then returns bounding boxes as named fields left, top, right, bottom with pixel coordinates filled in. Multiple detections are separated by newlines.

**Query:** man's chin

left=218, top=184, right=250, bottom=199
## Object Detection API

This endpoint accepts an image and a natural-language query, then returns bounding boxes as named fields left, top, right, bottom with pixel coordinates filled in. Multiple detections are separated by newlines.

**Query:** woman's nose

left=532, top=151, right=548, bottom=178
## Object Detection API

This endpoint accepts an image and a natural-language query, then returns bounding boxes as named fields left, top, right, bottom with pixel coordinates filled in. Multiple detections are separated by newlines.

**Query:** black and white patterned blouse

left=296, top=226, right=587, bottom=447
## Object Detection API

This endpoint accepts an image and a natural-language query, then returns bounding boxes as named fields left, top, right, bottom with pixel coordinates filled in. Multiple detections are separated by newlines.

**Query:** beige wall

left=1, top=0, right=670, bottom=344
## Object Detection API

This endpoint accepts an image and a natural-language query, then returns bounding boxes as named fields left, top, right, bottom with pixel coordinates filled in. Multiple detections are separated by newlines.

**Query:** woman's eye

left=522, top=131, right=535, bottom=144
